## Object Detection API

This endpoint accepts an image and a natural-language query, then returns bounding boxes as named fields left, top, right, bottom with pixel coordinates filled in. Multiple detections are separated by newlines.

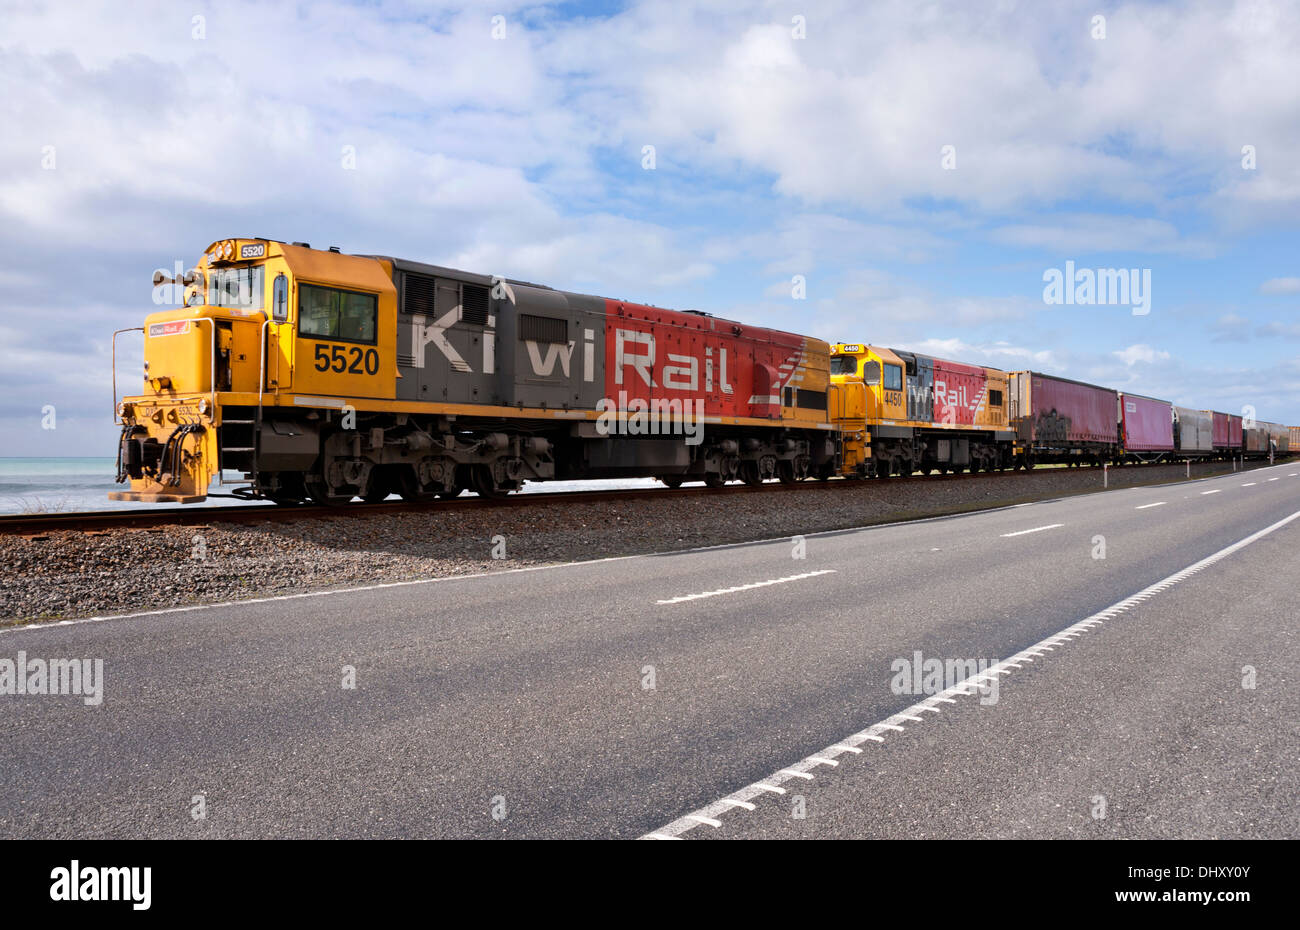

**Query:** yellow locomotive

left=112, top=238, right=841, bottom=503
left=828, top=343, right=1013, bottom=476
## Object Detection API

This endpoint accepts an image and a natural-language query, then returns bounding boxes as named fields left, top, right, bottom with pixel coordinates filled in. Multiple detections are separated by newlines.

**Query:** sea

left=0, top=458, right=667, bottom=515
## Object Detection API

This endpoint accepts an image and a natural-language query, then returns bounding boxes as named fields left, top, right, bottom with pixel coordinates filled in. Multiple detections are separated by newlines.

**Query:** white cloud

left=989, top=215, right=1212, bottom=257
left=1113, top=344, right=1172, bottom=366
left=1260, top=277, right=1300, bottom=295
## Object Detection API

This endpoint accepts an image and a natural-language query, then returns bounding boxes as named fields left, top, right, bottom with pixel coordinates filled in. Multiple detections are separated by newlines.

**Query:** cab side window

left=299, top=284, right=377, bottom=344
left=883, top=364, right=902, bottom=391
left=862, top=361, right=881, bottom=385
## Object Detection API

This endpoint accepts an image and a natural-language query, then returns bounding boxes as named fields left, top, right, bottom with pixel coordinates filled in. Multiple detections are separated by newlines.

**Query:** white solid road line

left=642, top=508, right=1300, bottom=839
left=1201, top=489, right=1222, bottom=495
left=656, top=569, right=836, bottom=605
left=1135, top=502, right=1167, bottom=510
left=999, top=523, right=1064, bottom=537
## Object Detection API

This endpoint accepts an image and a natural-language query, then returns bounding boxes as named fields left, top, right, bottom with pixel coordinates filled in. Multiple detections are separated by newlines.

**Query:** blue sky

left=1, top=0, right=1298, bottom=454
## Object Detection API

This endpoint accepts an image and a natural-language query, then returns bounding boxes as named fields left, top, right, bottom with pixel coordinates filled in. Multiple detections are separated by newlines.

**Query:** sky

left=1, top=0, right=1298, bottom=455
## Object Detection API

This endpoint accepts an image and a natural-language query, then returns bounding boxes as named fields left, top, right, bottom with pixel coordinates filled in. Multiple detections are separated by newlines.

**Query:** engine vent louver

left=403, top=274, right=438, bottom=315
left=518, top=314, right=568, bottom=344
left=461, top=283, right=490, bottom=326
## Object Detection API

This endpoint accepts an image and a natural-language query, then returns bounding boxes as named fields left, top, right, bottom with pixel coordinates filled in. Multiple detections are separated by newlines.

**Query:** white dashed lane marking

left=1202, top=489, right=1222, bottom=495
left=656, top=570, right=836, bottom=605
left=999, top=523, right=1064, bottom=538
left=1135, top=502, right=1167, bottom=510
left=1242, top=482, right=1257, bottom=487
left=643, top=508, right=1300, bottom=839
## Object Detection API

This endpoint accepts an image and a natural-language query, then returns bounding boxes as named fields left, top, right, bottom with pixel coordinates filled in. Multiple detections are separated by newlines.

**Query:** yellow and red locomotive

left=113, top=238, right=838, bottom=504
left=827, top=343, right=1014, bottom=476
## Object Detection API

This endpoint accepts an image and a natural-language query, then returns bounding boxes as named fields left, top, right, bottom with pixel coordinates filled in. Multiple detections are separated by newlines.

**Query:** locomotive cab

left=112, top=238, right=400, bottom=502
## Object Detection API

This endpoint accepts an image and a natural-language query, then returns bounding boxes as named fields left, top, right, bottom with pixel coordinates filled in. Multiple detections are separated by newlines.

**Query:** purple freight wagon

left=1118, top=392, right=1174, bottom=454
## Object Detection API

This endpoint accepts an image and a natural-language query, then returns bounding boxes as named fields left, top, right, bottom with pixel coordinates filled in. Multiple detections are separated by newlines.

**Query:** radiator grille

left=461, top=283, right=490, bottom=325
left=518, top=314, right=568, bottom=344
left=403, top=274, right=437, bottom=315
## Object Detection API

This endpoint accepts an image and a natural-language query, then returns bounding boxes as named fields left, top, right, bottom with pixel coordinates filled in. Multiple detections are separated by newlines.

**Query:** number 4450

left=313, top=343, right=379, bottom=375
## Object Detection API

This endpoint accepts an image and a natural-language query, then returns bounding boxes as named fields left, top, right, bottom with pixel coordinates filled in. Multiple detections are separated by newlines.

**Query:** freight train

left=110, top=238, right=1294, bottom=504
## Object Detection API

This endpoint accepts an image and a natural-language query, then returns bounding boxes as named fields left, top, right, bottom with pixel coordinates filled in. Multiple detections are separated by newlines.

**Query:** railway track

left=0, top=458, right=1280, bottom=536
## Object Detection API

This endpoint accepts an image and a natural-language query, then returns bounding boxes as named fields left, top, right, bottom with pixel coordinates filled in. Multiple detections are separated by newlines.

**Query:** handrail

left=252, top=318, right=278, bottom=490
left=257, top=318, right=273, bottom=416
left=111, top=327, right=145, bottom=423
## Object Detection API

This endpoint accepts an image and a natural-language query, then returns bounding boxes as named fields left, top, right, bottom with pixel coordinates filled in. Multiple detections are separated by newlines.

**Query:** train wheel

left=471, top=464, right=508, bottom=499
left=437, top=486, right=464, bottom=499
left=360, top=472, right=390, bottom=503
left=395, top=470, right=435, bottom=502
left=777, top=461, right=797, bottom=485
left=704, top=472, right=727, bottom=488
left=306, top=478, right=353, bottom=507
left=659, top=475, right=685, bottom=489
left=740, top=462, right=764, bottom=487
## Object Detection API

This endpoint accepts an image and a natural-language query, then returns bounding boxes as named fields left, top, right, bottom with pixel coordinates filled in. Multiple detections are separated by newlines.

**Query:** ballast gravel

left=0, top=461, right=1276, bottom=625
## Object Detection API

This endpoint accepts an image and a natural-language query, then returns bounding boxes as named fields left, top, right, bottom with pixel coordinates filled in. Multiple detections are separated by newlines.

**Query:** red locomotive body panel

left=603, top=300, right=812, bottom=420
left=1012, top=372, right=1119, bottom=444
left=1119, top=393, right=1175, bottom=452
left=930, top=358, right=989, bottom=427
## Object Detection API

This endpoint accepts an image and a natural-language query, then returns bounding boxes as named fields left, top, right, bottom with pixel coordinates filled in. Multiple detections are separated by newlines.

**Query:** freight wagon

left=1006, top=371, right=1118, bottom=467
left=1118, top=392, right=1175, bottom=460
left=1172, top=407, right=1214, bottom=457
left=1243, top=421, right=1291, bottom=458
left=1211, top=411, right=1243, bottom=455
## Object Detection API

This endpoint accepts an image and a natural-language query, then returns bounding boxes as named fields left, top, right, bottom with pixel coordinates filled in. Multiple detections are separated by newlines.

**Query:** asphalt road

left=1, top=462, right=1297, bottom=839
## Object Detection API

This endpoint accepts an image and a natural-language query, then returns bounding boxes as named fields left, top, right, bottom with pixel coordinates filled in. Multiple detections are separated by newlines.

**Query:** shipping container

left=1211, top=411, right=1232, bottom=449
left=1174, top=406, right=1213, bottom=453
left=1118, top=392, right=1175, bottom=453
left=1229, top=414, right=1243, bottom=449
left=1269, top=423, right=1290, bottom=454
left=1290, top=426, right=1300, bottom=450
left=1008, top=371, right=1118, bottom=447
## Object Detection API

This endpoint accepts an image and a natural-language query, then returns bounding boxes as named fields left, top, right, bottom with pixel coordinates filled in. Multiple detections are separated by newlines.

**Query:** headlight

left=117, top=402, right=128, bottom=418
left=198, top=398, right=210, bottom=415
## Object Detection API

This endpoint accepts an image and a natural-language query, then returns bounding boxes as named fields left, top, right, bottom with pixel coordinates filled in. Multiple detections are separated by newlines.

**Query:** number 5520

left=313, top=343, right=379, bottom=375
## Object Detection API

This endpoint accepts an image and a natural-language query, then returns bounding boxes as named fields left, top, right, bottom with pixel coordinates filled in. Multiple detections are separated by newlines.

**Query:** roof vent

left=328, top=246, right=341, bottom=253
left=291, top=241, right=311, bottom=248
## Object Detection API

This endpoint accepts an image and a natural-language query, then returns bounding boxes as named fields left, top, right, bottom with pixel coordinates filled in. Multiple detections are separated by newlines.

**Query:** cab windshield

left=207, top=265, right=265, bottom=310
left=830, top=355, right=858, bottom=375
